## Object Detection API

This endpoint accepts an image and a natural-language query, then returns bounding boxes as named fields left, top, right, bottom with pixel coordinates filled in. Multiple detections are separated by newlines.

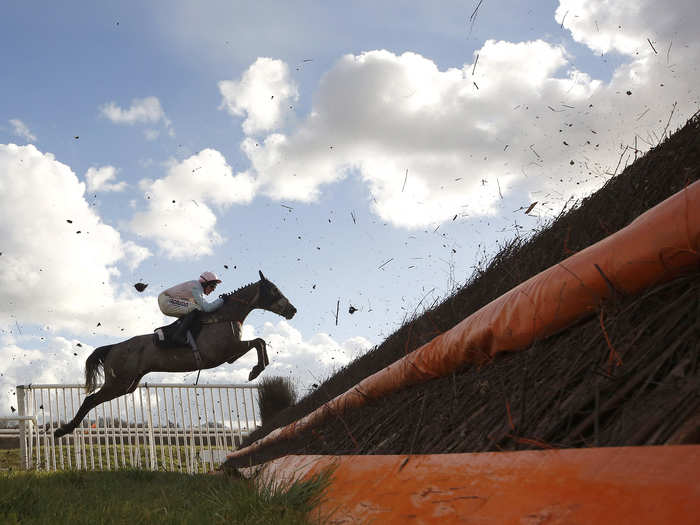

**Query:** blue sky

left=1, top=0, right=698, bottom=411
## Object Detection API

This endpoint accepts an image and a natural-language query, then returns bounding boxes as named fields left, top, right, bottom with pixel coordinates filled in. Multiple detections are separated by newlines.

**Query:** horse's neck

left=205, top=282, right=260, bottom=324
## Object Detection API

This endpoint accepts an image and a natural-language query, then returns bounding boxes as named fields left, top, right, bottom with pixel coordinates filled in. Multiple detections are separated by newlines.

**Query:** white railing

left=15, top=383, right=260, bottom=473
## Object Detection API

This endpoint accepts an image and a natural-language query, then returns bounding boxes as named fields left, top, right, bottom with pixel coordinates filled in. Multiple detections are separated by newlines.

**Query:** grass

left=1, top=449, right=21, bottom=471
left=0, top=466, right=334, bottom=524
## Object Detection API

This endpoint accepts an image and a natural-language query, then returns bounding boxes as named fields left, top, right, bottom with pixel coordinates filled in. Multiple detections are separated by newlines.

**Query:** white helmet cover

left=199, top=271, right=222, bottom=284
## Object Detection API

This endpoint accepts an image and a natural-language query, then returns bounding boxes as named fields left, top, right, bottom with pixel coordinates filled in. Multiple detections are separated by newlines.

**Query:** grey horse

left=54, top=271, right=296, bottom=439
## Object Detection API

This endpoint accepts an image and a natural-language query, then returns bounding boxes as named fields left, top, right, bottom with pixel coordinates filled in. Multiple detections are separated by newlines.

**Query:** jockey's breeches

left=158, top=292, right=198, bottom=318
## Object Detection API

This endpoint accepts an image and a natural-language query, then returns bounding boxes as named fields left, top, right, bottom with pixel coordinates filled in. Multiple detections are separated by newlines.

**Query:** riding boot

left=171, top=309, right=199, bottom=346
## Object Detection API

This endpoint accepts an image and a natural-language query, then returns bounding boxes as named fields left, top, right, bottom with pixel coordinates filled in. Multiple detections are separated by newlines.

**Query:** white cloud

left=99, top=96, right=174, bottom=136
left=122, top=241, right=152, bottom=271
left=239, top=44, right=605, bottom=227
left=85, top=165, right=127, bottom=193
left=9, top=119, right=37, bottom=142
left=219, top=57, right=299, bottom=135
left=129, top=148, right=257, bottom=259
left=0, top=143, right=163, bottom=337
left=236, top=4, right=699, bottom=228
left=0, top=334, right=89, bottom=414
left=555, top=0, right=698, bottom=56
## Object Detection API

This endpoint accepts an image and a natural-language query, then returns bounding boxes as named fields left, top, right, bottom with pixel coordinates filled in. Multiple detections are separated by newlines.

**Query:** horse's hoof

left=54, top=425, right=71, bottom=439
left=248, top=365, right=264, bottom=381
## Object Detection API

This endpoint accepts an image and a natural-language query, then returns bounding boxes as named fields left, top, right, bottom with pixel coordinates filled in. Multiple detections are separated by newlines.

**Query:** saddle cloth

left=153, top=312, right=203, bottom=348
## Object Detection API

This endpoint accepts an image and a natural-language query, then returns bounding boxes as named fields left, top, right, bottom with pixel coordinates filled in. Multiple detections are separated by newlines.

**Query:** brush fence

left=15, top=383, right=260, bottom=473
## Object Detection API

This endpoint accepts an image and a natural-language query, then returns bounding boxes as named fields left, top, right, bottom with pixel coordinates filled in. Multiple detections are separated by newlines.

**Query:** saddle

left=153, top=310, right=203, bottom=348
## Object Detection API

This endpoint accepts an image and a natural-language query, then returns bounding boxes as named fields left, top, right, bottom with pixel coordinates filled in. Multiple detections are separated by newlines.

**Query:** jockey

left=157, top=272, right=224, bottom=355
left=158, top=271, right=224, bottom=318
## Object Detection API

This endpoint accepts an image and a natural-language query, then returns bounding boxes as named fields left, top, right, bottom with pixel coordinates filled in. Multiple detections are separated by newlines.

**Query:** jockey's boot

left=171, top=309, right=199, bottom=346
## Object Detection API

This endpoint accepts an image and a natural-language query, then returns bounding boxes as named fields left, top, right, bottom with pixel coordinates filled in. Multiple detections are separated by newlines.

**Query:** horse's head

left=256, top=270, right=297, bottom=320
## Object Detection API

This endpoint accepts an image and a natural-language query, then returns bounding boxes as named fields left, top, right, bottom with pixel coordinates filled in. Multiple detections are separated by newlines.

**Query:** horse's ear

left=259, top=270, right=267, bottom=282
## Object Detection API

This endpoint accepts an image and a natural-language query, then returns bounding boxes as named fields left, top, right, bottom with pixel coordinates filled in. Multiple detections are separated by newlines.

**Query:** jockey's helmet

left=199, top=271, right=222, bottom=286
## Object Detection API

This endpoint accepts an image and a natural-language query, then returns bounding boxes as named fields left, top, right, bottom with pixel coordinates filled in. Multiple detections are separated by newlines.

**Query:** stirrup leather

left=186, top=331, right=203, bottom=369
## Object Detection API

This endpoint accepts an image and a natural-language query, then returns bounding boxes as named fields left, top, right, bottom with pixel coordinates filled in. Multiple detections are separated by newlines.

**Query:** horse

left=54, top=271, right=296, bottom=439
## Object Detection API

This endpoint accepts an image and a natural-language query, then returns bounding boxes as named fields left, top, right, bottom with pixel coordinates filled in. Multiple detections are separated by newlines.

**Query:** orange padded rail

left=255, top=446, right=700, bottom=524
left=229, top=182, right=700, bottom=461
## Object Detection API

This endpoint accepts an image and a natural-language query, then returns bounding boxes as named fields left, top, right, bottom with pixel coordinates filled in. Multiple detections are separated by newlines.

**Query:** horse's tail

left=85, top=345, right=113, bottom=393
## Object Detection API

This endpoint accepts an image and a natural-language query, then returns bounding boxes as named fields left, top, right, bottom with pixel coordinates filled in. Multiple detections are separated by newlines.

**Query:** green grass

left=1, top=449, right=21, bottom=471
left=0, top=466, right=334, bottom=524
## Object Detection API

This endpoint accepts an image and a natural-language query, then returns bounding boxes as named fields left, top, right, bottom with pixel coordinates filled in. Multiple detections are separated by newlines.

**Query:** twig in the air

left=647, top=38, right=657, bottom=54
left=467, top=0, right=485, bottom=35
left=378, top=258, right=393, bottom=270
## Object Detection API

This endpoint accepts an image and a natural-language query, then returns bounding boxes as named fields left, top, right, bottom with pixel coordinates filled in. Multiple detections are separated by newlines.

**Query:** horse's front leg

left=226, top=338, right=268, bottom=381
left=248, top=338, right=269, bottom=380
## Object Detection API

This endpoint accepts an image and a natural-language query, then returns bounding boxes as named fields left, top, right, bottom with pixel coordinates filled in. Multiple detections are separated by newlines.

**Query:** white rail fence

left=13, top=383, right=260, bottom=473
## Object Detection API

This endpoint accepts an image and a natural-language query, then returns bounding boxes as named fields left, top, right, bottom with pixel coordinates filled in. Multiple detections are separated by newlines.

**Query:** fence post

left=145, top=386, right=157, bottom=470
left=16, top=385, right=28, bottom=470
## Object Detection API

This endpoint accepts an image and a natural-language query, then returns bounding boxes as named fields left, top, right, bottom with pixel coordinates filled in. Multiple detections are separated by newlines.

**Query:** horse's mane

left=220, top=281, right=258, bottom=302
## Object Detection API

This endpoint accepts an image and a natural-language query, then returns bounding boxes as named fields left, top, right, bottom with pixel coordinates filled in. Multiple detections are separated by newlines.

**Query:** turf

left=0, top=467, right=332, bottom=525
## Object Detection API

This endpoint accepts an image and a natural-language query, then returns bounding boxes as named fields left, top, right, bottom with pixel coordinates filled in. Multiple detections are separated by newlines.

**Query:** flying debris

left=134, top=282, right=148, bottom=292
left=378, top=258, right=393, bottom=270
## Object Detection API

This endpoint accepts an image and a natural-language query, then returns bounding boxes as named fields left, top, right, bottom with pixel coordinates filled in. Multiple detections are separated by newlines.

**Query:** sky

left=1, top=0, right=698, bottom=415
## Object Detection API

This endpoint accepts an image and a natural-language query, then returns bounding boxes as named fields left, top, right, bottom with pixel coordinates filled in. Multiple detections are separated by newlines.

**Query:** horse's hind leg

left=54, top=380, right=125, bottom=438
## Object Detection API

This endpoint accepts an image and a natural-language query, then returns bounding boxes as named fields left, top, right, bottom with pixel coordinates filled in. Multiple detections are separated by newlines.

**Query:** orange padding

left=253, top=446, right=700, bottom=524
left=228, top=182, right=700, bottom=461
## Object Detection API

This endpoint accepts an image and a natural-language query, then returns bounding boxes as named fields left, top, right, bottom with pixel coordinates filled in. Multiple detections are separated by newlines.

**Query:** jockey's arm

left=191, top=285, right=224, bottom=312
